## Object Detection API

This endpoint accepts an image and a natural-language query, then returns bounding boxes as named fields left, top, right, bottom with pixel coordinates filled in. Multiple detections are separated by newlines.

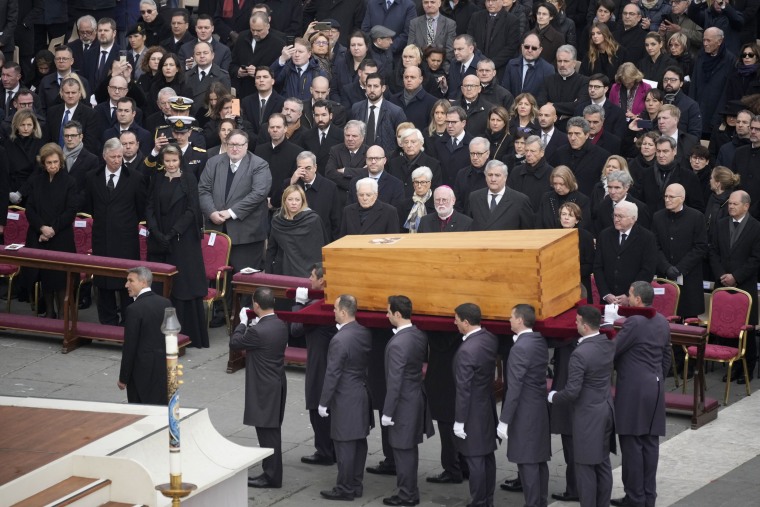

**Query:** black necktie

left=98, top=50, right=107, bottom=77
left=84, top=43, right=90, bottom=52
left=620, top=233, right=627, bottom=246
left=200, top=70, right=206, bottom=81
left=452, top=137, right=458, bottom=148
left=490, top=193, right=497, bottom=211
left=461, top=64, right=466, bottom=75
left=107, top=174, right=115, bottom=192
left=304, top=183, right=311, bottom=191
left=367, top=105, right=376, bottom=143
left=5, top=91, right=12, bottom=115
left=321, top=131, right=326, bottom=144
left=260, top=98, right=266, bottom=123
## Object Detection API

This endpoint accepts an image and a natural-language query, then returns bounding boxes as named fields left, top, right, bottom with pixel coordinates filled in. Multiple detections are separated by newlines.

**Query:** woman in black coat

left=25, top=144, right=79, bottom=318
left=537, top=165, right=591, bottom=229
left=559, top=201, right=595, bottom=300
left=136, top=46, right=168, bottom=96
left=145, top=144, right=209, bottom=349
left=147, top=53, right=193, bottom=115
left=4, top=110, right=46, bottom=206
left=397, top=166, right=436, bottom=232
left=266, top=185, right=328, bottom=278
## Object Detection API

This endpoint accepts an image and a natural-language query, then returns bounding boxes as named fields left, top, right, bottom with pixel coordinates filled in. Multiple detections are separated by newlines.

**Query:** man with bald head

left=594, top=200, right=657, bottom=306
left=303, top=76, right=347, bottom=128
left=651, top=184, right=708, bottom=319
left=347, top=145, right=405, bottom=209
left=419, top=186, right=473, bottom=232
left=95, top=75, right=143, bottom=130
left=390, top=66, right=437, bottom=132
left=709, top=190, right=760, bottom=383
left=537, top=104, right=568, bottom=160
left=459, top=75, right=492, bottom=138
left=690, top=27, right=735, bottom=137
left=501, top=33, right=555, bottom=98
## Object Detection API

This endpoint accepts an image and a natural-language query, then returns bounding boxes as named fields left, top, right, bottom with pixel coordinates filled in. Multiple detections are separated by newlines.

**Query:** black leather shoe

left=366, top=461, right=396, bottom=475
left=426, top=471, right=463, bottom=484
left=320, top=488, right=355, bottom=501
left=247, top=475, right=280, bottom=488
left=500, top=477, right=522, bottom=492
left=551, top=491, right=580, bottom=502
left=78, top=296, right=91, bottom=310
left=382, top=495, right=419, bottom=506
left=301, top=453, right=334, bottom=465
left=209, top=314, right=226, bottom=328
left=610, top=496, right=636, bottom=506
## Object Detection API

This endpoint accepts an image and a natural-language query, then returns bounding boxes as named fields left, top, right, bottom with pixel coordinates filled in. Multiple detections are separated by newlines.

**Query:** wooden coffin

left=322, top=229, right=580, bottom=320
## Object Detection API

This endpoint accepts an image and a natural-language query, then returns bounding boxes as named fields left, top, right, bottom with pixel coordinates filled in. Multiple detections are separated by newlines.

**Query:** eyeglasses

left=662, top=76, right=680, bottom=82
left=108, top=86, right=128, bottom=92
left=79, top=30, right=94, bottom=36
left=741, top=52, right=757, bottom=58
left=62, top=133, right=81, bottom=139
left=227, top=142, right=247, bottom=148
left=612, top=214, right=629, bottom=220
left=412, top=180, right=431, bottom=185
left=663, top=195, right=683, bottom=200
left=313, top=41, right=329, bottom=46
left=523, top=44, right=539, bottom=51
left=366, top=156, right=385, bottom=162
left=469, top=151, right=488, bottom=157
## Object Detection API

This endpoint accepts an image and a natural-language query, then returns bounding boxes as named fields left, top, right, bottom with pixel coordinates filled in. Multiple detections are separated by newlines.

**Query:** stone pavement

left=0, top=303, right=758, bottom=506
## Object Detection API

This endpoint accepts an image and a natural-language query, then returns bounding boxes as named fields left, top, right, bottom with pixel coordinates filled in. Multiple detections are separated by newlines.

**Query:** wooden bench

left=0, top=248, right=182, bottom=354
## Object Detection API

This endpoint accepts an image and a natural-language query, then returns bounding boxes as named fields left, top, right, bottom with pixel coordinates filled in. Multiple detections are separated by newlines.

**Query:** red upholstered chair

left=590, top=274, right=600, bottom=304
left=651, top=278, right=682, bottom=386
left=73, top=213, right=94, bottom=303
left=0, top=206, right=30, bottom=311
left=683, top=287, right=753, bottom=404
left=201, top=231, right=233, bottom=332
left=138, top=222, right=148, bottom=262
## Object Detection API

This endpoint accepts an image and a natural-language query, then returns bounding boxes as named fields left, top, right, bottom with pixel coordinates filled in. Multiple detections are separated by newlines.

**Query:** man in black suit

left=447, top=35, right=482, bottom=99
left=507, top=135, right=553, bottom=211
left=230, top=287, right=289, bottom=489
left=381, top=295, right=434, bottom=507
left=497, top=304, right=551, bottom=507
left=476, top=58, right=515, bottom=110
left=301, top=76, right=347, bottom=128
left=38, top=45, right=93, bottom=115
left=614, top=3, right=648, bottom=64
left=459, top=75, right=493, bottom=138
left=419, top=186, right=474, bottom=233
left=62, top=121, right=100, bottom=202
left=549, top=116, right=611, bottom=197
left=302, top=100, right=344, bottom=176
left=86, top=18, right=121, bottom=92
left=453, top=137, right=489, bottom=213
left=593, top=170, right=652, bottom=236
left=346, top=145, right=405, bottom=209
left=638, top=135, right=704, bottom=213
left=230, top=12, right=286, bottom=99
left=432, top=106, right=473, bottom=186
left=593, top=200, right=657, bottom=306
left=160, top=9, right=194, bottom=55
left=549, top=306, right=616, bottom=507
left=119, top=131, right=145, bottom=174
left=661, top=66, right=703, bottom=138
left=0, top=89, right=47, bottom=139
left=350, top=73, right=407, bottom=157
left=611, top=282, right=671, bottom=507
left=388, top=128, right=442, bottom=198
left=453, top=302, right=499, bottom=507
left=102, top=97, right=152, bottom=149
left=47, top=78, right=101, bottom=155
left=538, top=104, right=569, bottom=162
left=117, top=267, right=171, bottom=405
left=318, top=294, right=373, bottom=501
left=339, top=177, right=400, bottom=237
left=254, top=113, right=301, bottom=206
left=573, top=74, right=627, bottom=139
left=389, top=66, right=437, bottom=132
left=185, top=41, right=232, bottom=116
left=466, top=0, right=520, bottom=79
left=68, top=16, right=99, bottom=78
left=1, top=63, right=41, bottom=118
left=287, top=151, right=341, bottom=241
left=241, top=67, right=285, bottom=137
left=656, top=105, right=700, bottom=170
left=93, top=75, right=145, bottom=132
left=291, top=264, right=337, bottom=466
left=83, top=138, right=146, bottom=326
left=709, top=190, right=760, bottom=383
left=536, top=45, right=589, bottom=132
left=213, top=0, right=253, bottom=45
left=177, top=14, right=232, bottom=72
left=584, top=104, right=621, bottom=155
left=469, top=160, right=534, bottom=231
left=325, top=120, right=369, bottom=208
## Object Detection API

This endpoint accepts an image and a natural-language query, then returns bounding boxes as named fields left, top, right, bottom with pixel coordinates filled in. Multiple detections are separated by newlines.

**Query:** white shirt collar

left=578, top=332, right=599, bottom=344
left=513, top=328, right=533, bottom=343
left=134, top=287, right=152, bottom=300
left=462, top=326, right=482, bottom=341
left=393, top=323, right=413, bottom=334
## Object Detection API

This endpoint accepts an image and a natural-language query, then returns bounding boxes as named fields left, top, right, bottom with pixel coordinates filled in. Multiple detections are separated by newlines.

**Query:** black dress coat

left=25, top=170, right=79, bottom=290
left=431, top=132, right=474, bottom=186
left=302, top=124, right=344, bottom=175
left=119, top=290, right=172, bottom=405
left=67, top=148, right=100, bottom=204
left=549, top=141, right=611, bottom=197
left=506, top=158, right=553, bottom=212
left=418, top=211, right=473, bottom=233
left=593, top=223, right=658, bottom=298
left=652, top=206, right=708, bottom=317
left=265, top=209, right=328, bottom=278
left=84, top=166, right=146, bottom=290
left=536, top=190, right=591, bottom=229
left=637, top=162, right=705, bottom=213
left=468, top=187, right=534, bottom=231
left=4, top=135, right=45, bottom=197
left=339, top=201, right=401, bottom=237
left=288, top=175, right=342, bottom=242
left=593, top=194, right=652, bottom=237
left=387, top=151, right=442, bottom=198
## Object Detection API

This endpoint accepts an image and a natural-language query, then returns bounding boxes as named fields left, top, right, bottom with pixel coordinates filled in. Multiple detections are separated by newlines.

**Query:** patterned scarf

left=404, top=190, right=432, bottom=233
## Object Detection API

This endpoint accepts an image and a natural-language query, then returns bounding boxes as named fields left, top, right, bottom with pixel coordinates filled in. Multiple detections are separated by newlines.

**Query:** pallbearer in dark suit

left=497, top=304, right=551, bottom=507
left=319, top=295, right=374, bottom=501
left=292, top=264, right=337, bottom=466
left=381, top=296, right=435, bottom=507
left=230, top=287, right=289, bottom=489
left=549, top=306, right=616, bottom=507
left=610, top=282, right=671, bottom=507
left=117, top=267, right=171, bottom=405
left=453, top=303, right=500, bottom=507
left=418, top=186, right=474, bottom=233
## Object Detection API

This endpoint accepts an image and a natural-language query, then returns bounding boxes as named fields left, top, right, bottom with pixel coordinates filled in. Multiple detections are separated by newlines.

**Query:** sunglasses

left=741, top=52, right=757, bottom=58
left=523, top=44, right=539, bottom=51
left=140, top=9, right=154, bottom=14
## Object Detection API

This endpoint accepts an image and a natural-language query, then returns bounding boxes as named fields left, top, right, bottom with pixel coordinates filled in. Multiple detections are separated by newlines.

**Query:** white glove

left=318, top=405, right=329, bottom=417
left=239, top=307, right=249, bottom=326
left=9, top=191, right=21, bottom=204
left=381, top=415, right=394, bottom=426
left=453, top=421, right=467, bottom=439
left=548, top=390, right=557, bottom=403
left=295, top=286, right=309, bottom=304
left=497, top=421, right=508, bottom=441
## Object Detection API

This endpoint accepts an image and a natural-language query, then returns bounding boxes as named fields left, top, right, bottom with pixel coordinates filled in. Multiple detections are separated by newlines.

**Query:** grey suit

left=454, top=328, right=499, bottom=507
left=383, top=325, right=434, bottom=503
left=230, top=313, right=289, bottom=486
left=199, top=152, right=271, bottom=311
left=408, top=14, right=456, bottom=61
left=320, top=320, right=374, bottom=498
left=500, top=331, right=551, bottom=507
left=614, top=313, right=671, bottom=507
left=552, top=334, right=616, bottom=507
